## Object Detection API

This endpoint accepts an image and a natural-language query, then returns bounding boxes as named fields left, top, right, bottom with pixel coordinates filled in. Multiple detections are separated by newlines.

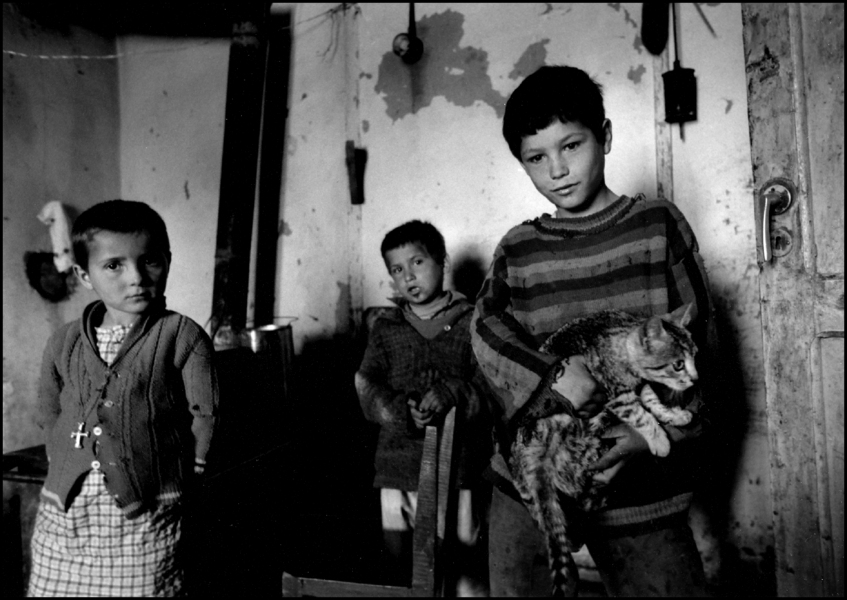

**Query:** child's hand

left=586, top=423, right=650, bottom=485
left=407, top=389, right=448, bottom=429
left=551, top=355, right=606, bottom=415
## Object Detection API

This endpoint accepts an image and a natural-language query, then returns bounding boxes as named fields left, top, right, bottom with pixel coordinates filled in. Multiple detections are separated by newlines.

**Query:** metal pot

left=241, top=319, right=296, bottom=403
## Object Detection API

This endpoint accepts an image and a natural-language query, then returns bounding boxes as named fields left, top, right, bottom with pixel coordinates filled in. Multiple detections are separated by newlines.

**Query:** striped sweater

left=471, top=194, right=718, bottom=522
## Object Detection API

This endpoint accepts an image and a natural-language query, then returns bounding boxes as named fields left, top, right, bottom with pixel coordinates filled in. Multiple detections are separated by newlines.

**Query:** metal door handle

left=757, top=180, right=794, bottom=262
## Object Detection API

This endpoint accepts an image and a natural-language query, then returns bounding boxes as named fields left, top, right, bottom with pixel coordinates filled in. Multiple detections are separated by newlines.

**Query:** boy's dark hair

left=381, top=220, right=447, bottom=267
left=503, top=65, right=606, bottom=160
left=72, top=199, right=171, bottom=268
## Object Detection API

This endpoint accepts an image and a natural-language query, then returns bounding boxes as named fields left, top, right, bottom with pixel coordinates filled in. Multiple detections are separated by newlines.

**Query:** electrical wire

left=2, top=3, right=356, bottom=61
left=671, top=2, right=679, bottom=65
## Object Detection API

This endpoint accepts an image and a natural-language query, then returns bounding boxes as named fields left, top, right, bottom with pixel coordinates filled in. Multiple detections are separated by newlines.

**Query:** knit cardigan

left=356, top=296, right=493, bottom=491
left=471, top=194, right=719, bottom=525
left=38, top=299, right=218, bottom=519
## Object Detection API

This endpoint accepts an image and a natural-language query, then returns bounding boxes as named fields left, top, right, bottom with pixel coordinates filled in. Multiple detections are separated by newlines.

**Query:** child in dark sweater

left=356, top=220, right=492, bottom=596
left=29, top=200, right=218, bottom=597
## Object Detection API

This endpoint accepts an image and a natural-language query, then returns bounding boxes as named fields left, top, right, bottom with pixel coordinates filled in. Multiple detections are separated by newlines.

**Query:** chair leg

left=282, top=572, right=301, bottom=597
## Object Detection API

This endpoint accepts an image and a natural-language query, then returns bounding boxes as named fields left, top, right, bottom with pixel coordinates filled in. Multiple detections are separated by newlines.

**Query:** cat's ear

left=642, top=315, right=666, bottom=342
left=668, top=303, right=696, bottom=328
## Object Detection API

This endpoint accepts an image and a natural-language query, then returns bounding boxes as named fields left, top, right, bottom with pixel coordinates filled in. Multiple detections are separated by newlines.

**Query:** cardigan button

left=103, top=401, right=114, bottom=408
left=444, top=324, right=452, bottom=331
left=91, top=460, right=101, bottom=470
left=93, top=426, right=103, bottom=436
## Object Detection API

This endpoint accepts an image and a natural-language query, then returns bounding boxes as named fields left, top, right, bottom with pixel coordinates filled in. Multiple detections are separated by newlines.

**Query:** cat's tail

left=524, top=471, right=579, bottom=596
left=542, top=497, right=579, bottom=597
left=512, top=428, right=579, bottom=597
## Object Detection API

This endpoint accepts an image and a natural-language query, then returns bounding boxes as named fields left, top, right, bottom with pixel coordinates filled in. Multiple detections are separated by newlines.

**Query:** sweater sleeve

left=181, top=326, right=219, bottom=462
left=355, top=321, right=412, bottom=433
left=37, top=330, right=64, bottom=435
left=471, top=241, right=572, bottom=434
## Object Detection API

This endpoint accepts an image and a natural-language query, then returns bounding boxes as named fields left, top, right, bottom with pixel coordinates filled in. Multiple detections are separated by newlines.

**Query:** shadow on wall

left=23, top=253, right=75, bottom=302
left=451, top=252, right=487, bottom=301
left=23, top=204, right=83, bottom=303
left=694, top=298, right=776, bottom=597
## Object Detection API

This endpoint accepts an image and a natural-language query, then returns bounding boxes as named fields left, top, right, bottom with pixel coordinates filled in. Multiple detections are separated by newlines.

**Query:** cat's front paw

left=667, top=407, right=693, bottom=426
left=647, top=432, right=671, bottom=457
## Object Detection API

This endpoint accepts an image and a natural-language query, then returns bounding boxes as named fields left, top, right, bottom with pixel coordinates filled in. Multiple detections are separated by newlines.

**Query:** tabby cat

left=510, top=303, right=699, bottom=597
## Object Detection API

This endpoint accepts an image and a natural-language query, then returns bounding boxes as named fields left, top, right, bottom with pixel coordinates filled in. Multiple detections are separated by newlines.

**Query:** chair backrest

left=410, top=405, right=456, bottom=594
left=282, top=307, right=460, bottom=597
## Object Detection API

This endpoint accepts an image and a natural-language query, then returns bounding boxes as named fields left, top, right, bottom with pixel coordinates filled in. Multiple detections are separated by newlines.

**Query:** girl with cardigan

left=29, top=200, right=218, bottom=597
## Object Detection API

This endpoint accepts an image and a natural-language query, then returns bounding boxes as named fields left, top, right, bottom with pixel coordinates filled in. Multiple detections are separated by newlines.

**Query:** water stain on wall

left=508, top=39, right=550, bottom=80
left=627, top=64, right=647, bottom=84
left=374, top=10, right=509, bottom=121
left=607, top=2, right=640, bottom=30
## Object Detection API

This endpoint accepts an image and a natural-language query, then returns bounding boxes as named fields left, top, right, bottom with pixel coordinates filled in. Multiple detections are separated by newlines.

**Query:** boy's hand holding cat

left=587, top=423, right=650, bottom=485
left=551, top=355, right=607, bottom=416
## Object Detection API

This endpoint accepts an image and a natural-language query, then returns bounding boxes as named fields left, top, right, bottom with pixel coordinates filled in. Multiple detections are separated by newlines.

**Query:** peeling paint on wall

left=508, top=39, right=550, bottom=80
left=607, top=3, right=639, bottom=30
left=627, top=64, right=647, bottom=84
left=374, top=10, right=509, bottom=121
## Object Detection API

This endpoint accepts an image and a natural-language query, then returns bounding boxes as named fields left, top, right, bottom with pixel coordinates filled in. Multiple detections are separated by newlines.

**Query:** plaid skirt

left=28, top=470, right=185, bottom=597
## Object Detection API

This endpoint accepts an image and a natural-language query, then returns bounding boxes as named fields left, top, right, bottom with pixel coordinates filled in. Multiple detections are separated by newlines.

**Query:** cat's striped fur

left=510, top=304, right=698, bottom=597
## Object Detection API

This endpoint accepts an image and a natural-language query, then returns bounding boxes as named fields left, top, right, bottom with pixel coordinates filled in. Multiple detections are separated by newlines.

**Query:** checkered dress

left=28, top=324, right=186, bottom=597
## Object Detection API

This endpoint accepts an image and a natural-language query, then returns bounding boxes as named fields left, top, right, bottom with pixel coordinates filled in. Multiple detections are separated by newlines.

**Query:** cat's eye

left=673, top=360, right=685, bottom=371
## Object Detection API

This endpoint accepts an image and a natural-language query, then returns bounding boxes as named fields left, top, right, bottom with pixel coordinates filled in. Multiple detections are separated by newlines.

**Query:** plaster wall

left=2, top=5, right=119, bottom=454
left=278, top=2, right=771, bottom=590
left=276, top=4, right=358, bottom=342
left=117, top=36, right=230, bottom=328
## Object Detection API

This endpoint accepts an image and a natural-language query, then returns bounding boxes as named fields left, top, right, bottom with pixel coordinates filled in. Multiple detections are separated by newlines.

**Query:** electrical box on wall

left=662, top=60, right=697, bottom=125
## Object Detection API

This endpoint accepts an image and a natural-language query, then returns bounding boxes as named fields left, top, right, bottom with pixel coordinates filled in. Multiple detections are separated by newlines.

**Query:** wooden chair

left=283, top=307, right=460, bottom=597
left=282, top=405, right=457, bottom=597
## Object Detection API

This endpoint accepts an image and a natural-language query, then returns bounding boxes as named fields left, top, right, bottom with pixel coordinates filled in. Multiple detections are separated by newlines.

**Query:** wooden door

left=741, top=4, right=844, bottom=596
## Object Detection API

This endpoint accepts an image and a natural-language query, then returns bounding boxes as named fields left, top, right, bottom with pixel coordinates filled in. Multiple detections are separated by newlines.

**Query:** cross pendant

left=71, top=422, right=90, bottom=449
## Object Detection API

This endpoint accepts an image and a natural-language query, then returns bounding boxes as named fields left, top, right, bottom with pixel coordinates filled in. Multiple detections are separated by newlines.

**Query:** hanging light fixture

left=392, top=3, right=423, bottom=64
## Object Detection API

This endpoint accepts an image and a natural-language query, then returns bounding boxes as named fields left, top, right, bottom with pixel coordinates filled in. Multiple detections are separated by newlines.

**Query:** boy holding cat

left=471, top=65, right=718, bottom=596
